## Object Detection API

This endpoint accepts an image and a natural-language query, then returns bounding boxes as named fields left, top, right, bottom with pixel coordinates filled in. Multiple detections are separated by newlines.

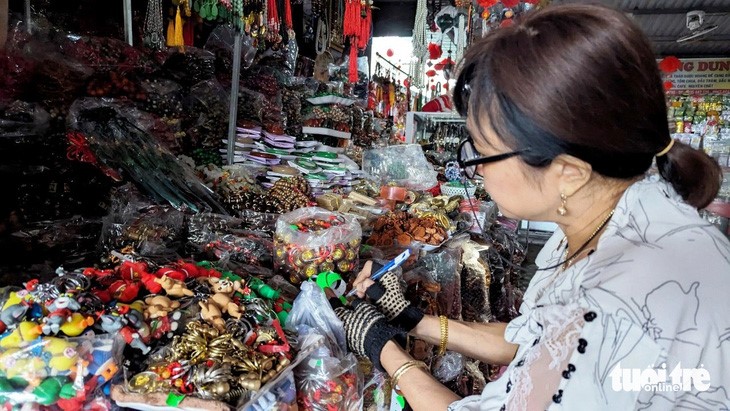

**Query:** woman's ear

left=548, top=154, right=593, bottom=196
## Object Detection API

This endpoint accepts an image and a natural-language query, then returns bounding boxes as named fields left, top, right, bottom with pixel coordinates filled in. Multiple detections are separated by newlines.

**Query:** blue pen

left=347, top=249, right=411, bottom=297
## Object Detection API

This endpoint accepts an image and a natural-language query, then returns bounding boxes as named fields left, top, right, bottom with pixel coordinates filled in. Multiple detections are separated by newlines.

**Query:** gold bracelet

left=391, top=360, right=428, bottom=394
left=438, top=315, right=449, bottom=356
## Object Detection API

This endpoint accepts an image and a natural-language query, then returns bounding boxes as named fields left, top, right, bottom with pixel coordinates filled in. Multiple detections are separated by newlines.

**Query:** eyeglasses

left=457, top=138, right=529, bottom=179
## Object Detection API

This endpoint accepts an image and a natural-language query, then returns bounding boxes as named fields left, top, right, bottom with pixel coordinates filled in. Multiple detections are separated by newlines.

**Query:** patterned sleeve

left=447, top=303, right=666, bottom=410
left=508, top=304, right=666, bottom=410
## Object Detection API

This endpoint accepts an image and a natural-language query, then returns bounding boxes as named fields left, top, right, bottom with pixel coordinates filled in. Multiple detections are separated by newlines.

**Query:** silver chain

left=143, top=0, right=165, bottom=50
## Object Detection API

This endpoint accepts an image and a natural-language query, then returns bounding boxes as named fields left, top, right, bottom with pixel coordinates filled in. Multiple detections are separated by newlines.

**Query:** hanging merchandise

left=143, top=0, right=165, bottom=50
left=343, top=0, right=372, bottom=82
left=428, top=43, right=443, bottom=60
left=412, top=0, right=428, bottom=88
left=166, top=6, right=186, bottom=49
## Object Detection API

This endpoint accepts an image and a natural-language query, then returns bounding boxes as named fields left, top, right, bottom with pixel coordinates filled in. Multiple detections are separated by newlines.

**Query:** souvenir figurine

left=199, top=277, right=243, bottom=330
left=155, top=275, right=194, bottom=298
left=44, top=337, right=80, bottom=374
left=0, top=321, right=43, bottom=348
left=144, top=295, right=180, bottom=319
left=0, top=304, right=28, bottom=333
left=42, top=294, right=82, bottom=335
left=58, top=313, right=95, bottom=337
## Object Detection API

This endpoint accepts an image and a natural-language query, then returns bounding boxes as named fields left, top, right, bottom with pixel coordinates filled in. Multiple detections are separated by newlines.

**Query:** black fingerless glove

left=331, top=298, right=405, bottom=371
left=366, top=269, right=424, bottom=332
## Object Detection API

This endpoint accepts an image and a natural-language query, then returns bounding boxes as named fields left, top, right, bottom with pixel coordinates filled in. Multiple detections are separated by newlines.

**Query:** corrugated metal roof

left=551, top=0, right=730, bottom=56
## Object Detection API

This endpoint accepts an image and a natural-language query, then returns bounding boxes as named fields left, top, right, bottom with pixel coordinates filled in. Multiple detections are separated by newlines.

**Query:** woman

left=332, top=4, right=730, bottom=410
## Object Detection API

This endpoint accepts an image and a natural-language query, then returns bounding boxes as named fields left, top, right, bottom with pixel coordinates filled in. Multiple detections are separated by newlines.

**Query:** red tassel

left=358, top=6, right=371, bottom=49
left=284, top=0, right=293, bottom=30
left=268, top=0, right=279, bottom=28
left=349, top=38, right=359, bottom=83
left=183, top=18, right=194, bottom=46
left=344, top=0, right=361, bottom=37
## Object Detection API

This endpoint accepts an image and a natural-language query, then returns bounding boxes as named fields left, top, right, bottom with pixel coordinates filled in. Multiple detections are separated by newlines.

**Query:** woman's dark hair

left=453, top=4, right=721, bottom=209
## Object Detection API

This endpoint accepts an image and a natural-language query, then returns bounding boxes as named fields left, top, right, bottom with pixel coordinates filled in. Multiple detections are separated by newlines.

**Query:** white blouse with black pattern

left=448, top=175, right=730, bottom=410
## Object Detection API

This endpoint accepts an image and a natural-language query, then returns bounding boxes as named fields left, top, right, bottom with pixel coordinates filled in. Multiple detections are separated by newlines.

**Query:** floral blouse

left=449, top=175, right=730, bottom=410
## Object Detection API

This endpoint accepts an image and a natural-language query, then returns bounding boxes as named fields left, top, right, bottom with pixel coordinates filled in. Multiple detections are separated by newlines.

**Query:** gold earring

left=557, top=193, right=568, bottom=216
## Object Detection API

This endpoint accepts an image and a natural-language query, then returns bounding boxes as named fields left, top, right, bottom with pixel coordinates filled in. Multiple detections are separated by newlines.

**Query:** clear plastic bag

left=361, top=363, right=391, bottom=411
left=274, top=208, right=362, bottom=284
left=0, top=334, right=121, bottom=408
left=100, top=202, right=187, bottom=260
left=288, top=283, right=362, bottom=411
left=185, top=78, right=229, bottom=150
left=286, top=281, right=347, bottom=356
left=362, top=144, right=438, bottom=190
left=295, top=347, right=363, bottom=411
left=187, top=213, right=274, bottom=267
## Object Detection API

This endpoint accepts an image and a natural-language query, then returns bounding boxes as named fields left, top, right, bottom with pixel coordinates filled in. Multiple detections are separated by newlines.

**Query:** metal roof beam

left=626, top=8, right=729, bottom=16
left=650, top=35, right=730, bottom=42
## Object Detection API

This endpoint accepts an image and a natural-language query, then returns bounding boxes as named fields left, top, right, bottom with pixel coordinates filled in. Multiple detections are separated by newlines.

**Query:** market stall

left=0, top=0, right=539, bottom=409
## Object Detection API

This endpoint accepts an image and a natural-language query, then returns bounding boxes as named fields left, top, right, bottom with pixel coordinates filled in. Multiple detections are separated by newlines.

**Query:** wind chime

left=343, top=0, right=373, bottom=82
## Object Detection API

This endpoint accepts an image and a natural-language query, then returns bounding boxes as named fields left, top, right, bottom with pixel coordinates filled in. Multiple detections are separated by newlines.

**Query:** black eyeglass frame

left=456, top=138, right=530, bottom=178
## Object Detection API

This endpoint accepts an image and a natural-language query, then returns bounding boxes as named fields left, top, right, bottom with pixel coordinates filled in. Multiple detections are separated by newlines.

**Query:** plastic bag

left=362, top=144, right=438, bottom=190
left=160, top=48, right=216, bottom=89
left=185, top=78, right=229, bottom=150
left=288, top=283, right=362, bottom=411
left=100, top=203, right=187, bottom=259
left=0, top=334, right=121, bottom=408
left=67, top=98, right=228, bottom=213
left=361, top=362, right=391, bottom=411
left=204, top=25, right=258, bottom=75
left=274, top=207, right=362, bottom=284
left=295, top=347, right=363, bottom=411
left=286, top=281, right=346, bottom=356
left=0, top=100, right=50, bottom=138
left=187, top=212, right=274, bottom=267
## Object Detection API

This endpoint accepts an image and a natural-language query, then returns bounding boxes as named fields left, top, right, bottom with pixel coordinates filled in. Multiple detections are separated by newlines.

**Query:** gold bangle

left=391, top=360, right=428, bottom=394
left=438, top=315, right=449, bottom=356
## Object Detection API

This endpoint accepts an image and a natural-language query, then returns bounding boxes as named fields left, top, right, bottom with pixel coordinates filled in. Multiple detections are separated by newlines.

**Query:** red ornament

left=436, top=57, right=455, bottom=70
left=404, top=79, right=410, bottom=87
left=426, top=69, right=437, bottom=77
left=428, top=43, right=443, bottom=60
left=386, top=49, right=394, bottom=57
left=477, top=0, right=498, bottom=7
left=501, top=0, right=519, bottom=7
left=443, top=83, right=449, bottom=90
left=663, top=81, right=673, bottom=91
left=500, top=18, right=514, bottom=28
left=658, top=56, right=681, bottom=74
left=431, top=85, right=436, bottom=90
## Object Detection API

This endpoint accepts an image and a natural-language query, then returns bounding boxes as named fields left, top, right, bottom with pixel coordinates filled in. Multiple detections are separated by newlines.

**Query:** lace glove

left=365, top=269, right=424, bottom=332
left=331, top=298, right=405, bottom=371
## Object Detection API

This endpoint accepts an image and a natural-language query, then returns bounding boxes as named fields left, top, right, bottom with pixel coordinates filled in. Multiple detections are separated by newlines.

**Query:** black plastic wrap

left=0, top=217, right=104, bottom=283
left=68, top=98, right=228, bottom=213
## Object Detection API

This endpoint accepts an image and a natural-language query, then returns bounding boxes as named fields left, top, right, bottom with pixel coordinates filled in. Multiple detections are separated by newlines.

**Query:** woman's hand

left=330, top=296, right=405, bottom=371
left=351, top=260, right=377, bottom=298
left=351, top=261, right=424, bottom=332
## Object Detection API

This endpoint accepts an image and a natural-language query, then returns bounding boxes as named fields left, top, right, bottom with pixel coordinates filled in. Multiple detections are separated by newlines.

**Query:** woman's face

left=466, top=115, right=553, bottom=221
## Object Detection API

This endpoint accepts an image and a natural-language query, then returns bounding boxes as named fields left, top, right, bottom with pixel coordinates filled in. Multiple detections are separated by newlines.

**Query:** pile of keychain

left=0, top=256, right=296, bottom=408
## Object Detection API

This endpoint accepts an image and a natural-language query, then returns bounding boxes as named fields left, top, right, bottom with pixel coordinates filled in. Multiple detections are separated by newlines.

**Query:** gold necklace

left=562, top=209, right=615, bottom=270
